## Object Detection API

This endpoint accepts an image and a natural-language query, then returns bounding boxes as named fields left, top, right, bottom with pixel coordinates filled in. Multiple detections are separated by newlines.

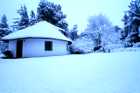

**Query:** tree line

left=0, top=0, right=140, bottom=54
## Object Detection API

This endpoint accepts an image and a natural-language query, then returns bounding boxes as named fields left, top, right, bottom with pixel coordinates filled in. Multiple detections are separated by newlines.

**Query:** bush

left=69, top=45, right=84, bottom=54
left=3, top=50, right=13, bottom=58
left=133, top=42, right=140, bottom=47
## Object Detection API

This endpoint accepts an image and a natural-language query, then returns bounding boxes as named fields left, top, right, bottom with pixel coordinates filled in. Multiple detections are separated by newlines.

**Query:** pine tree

left=122, top=13, right=130, bottom=40
left=30, top=10, right=37, bottom=25
left=69, top=25, right=78, bottom=40
left=123, top=0, right=140, bottom=46
left=13, top=5, right=29, bottom=30
left=0, top=14, right=11, bottom=38
left=37, top=0, right=68, bottom=30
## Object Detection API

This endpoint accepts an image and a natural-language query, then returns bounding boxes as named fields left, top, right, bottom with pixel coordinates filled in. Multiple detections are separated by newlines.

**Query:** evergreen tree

left=69, top=25, right=78, bottom=40
left=123, top=0, right=140, bottom=46
left=122, top=13, right=129, bottom=40
left=37, top=0, right=68, bottom=30
left=0, top=14, right=11, bottom=38
left=30, top=10, right=37, bottom=25
left=13, top=5, right=29, bottom=30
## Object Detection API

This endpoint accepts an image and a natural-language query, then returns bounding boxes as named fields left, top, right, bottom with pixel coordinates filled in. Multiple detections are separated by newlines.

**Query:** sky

left=0, top=0, right=130, bottom=31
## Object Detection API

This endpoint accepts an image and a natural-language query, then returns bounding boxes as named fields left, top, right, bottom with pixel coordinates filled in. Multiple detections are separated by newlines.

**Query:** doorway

left=16, top=40, right=23, bottom=58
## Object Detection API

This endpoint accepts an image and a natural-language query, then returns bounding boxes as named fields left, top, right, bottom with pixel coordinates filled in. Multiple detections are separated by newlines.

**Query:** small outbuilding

left=2, top=21, right=71, bottom=58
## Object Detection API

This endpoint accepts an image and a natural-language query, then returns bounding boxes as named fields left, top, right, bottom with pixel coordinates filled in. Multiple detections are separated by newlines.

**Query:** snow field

left=0, top=52, right=140, bottom=93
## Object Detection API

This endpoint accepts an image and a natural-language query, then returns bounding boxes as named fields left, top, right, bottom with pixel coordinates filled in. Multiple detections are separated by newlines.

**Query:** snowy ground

left=0, top=52, right=140, bottom=93
left=112, top=47, right=140, bottom=52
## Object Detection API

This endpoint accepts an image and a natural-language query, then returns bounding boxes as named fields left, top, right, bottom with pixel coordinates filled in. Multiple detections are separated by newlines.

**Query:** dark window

left=45, top=41, right=53, bottom=51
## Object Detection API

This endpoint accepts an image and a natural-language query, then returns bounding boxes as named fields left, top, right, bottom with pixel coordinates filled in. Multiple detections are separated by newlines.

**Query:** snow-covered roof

left=2, top=21, right=71, bottom=41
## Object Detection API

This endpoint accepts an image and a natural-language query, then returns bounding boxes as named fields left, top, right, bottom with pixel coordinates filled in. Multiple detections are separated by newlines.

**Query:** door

left=16, top=40, right=23, bottom=58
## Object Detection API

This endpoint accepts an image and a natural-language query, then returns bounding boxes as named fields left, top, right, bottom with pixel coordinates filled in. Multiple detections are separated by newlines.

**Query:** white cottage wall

left=22, top=38, right=69, bottom=57
left=8, top=40, right=17, bottom=57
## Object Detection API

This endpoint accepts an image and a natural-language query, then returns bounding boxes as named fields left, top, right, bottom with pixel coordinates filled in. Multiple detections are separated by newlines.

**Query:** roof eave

left=2, top=37, right=71, bottom=42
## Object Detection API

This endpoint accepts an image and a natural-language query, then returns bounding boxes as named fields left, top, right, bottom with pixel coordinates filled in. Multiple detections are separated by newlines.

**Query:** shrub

left=3, top=50, right=13, bottom=58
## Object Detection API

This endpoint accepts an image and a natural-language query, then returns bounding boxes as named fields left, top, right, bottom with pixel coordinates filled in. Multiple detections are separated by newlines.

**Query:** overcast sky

left=0, top=0, right=130, bottom=31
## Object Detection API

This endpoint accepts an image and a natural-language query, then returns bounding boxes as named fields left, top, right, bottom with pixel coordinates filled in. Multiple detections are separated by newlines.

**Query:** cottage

left=2, top=21, right=71, bottom=58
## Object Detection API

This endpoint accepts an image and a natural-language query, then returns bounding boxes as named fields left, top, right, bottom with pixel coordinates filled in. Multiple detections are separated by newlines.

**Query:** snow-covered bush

left=123, top=39, right=133, bottom=47
left=133, top=42, right=140, bottom=47
left=0, top=41, right=13, bottom=58
left=70, top=34, right=95, bottom=54
left=104, top=44, right=123, bottom=52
